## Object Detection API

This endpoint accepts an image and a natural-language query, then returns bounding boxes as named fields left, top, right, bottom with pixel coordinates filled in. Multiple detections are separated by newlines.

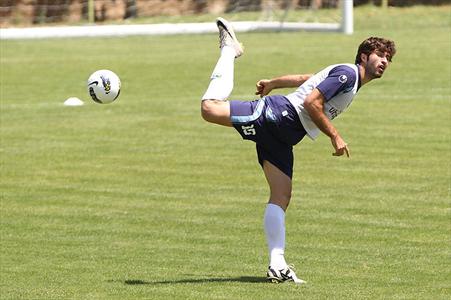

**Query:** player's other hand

left=331, top=134, right=350, bottom=158
left=255, top=79, right=273, bottom=97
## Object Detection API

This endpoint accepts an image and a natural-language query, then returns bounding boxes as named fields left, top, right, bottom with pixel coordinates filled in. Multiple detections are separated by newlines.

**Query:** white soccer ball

left=87, top=70, right=121, bottom=104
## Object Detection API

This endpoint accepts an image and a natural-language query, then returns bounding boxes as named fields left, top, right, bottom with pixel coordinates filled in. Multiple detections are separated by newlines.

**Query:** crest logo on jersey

left=338, top=75, right=348, bottom=83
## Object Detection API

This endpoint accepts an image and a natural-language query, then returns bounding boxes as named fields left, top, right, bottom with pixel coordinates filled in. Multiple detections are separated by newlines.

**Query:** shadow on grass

left=123, top=276, right=267, bottom=285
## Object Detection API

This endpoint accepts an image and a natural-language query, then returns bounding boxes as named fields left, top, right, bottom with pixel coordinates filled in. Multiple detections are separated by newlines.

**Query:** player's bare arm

left=303, top=88, right=350, bottom=158
left=255, top=74, right=313, bottom=97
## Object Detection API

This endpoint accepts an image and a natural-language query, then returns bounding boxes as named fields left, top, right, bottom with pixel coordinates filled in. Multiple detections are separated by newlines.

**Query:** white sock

left=264, top=203, right=288, bottom=270
left=201, top=46, right=236, bottom=101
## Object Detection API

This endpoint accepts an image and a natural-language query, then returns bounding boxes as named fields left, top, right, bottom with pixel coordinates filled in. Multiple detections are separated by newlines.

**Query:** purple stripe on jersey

left=316, top=65, right=357, bottom=101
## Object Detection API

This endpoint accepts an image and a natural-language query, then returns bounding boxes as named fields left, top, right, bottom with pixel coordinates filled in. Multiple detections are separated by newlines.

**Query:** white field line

left=0, top=21, right=340, bottom=40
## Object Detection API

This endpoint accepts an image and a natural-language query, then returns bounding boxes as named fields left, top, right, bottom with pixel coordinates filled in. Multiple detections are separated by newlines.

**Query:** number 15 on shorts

left=242, top=125, right=256, bottom=136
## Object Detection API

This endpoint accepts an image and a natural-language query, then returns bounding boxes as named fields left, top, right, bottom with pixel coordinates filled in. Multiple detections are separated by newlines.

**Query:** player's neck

left=358, top=64, right=372, bottom=86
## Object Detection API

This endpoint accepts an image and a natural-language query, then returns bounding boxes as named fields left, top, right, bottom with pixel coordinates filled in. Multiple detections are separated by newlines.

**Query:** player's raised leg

left=263, top=160, right=305, bottom=284
left=201, top=18, right=244, bottom=127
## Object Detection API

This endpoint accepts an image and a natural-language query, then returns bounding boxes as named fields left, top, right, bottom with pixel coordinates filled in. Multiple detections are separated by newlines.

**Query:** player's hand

left=331, top=135, right=350, bottom=158
left=255, top=79, right=273, bottom=97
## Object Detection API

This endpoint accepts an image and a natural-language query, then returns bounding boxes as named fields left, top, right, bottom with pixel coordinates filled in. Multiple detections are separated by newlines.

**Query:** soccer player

left=201, top=17, right=396, bottom=284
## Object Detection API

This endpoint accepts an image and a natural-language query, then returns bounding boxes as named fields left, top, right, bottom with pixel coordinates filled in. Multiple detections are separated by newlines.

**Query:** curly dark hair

left=355, top=37, right=396, bottom=64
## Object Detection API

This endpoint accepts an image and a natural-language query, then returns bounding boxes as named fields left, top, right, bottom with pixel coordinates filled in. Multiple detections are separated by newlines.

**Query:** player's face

left=364, top=50, right=392, bottom=79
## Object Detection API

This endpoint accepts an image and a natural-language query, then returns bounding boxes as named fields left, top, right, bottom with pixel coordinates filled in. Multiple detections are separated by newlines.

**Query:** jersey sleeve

left=316, top=65, right=357, bottom=101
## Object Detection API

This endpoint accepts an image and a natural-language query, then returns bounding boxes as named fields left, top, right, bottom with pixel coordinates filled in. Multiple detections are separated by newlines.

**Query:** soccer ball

left=87, top=70, right=121, bottom=104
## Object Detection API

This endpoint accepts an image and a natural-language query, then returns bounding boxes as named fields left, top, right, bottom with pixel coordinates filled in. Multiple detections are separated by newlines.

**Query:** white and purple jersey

left=285, top=64, right=361, bottom=140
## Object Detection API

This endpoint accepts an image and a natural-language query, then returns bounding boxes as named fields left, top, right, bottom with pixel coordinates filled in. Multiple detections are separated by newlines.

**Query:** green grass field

left=1, top=5, right=450, bottom=299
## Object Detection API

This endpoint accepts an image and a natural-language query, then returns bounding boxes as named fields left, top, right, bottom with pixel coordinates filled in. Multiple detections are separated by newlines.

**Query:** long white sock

left=264, top=203, right=288, bottom=270
left=201, top=46, right=236, bottom=101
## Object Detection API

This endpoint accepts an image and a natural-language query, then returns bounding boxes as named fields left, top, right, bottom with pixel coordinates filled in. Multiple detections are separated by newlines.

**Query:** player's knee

left=281, top=193, right=292, bottom=207
left=201, top=100, right=232, bottom=127
left=269, top=193, right=292, bottom=211
left=275, top=188, right=292, bottom=201
left=201, top=100, right=217, bottom=123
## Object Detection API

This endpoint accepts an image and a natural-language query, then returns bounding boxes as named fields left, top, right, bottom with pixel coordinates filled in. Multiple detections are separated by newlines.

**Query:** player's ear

left=360, top=53, right=368, bottom=64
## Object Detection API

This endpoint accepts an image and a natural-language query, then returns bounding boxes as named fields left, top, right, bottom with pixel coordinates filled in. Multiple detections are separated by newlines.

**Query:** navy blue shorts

left=230, top=95, right=306, bottom=178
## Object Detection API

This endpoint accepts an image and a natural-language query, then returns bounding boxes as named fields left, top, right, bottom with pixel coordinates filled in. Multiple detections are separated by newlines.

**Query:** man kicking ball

left=201, top=17, right=396, bottom=284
